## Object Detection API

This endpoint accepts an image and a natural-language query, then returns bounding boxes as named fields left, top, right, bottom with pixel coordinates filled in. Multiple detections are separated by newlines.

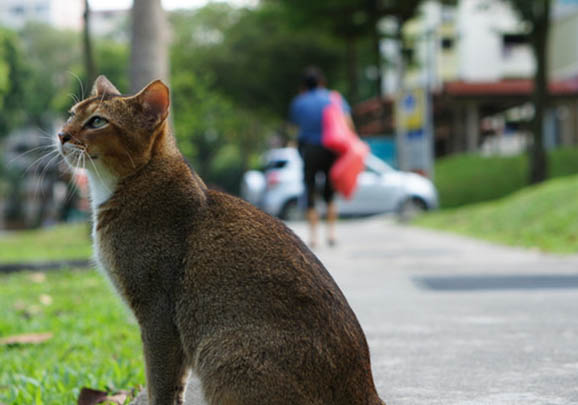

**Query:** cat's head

left=57, top=75, right=170, bottom=179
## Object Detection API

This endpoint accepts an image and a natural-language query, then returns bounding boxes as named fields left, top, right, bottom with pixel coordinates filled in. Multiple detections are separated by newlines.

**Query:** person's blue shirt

left=290, top=87, right=351, bottom=146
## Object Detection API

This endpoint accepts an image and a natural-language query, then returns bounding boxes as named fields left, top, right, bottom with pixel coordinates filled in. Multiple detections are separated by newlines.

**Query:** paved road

left=136, top=217, right=578, bottom=405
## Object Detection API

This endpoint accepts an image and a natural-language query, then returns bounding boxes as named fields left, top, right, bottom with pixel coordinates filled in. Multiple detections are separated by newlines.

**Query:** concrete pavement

left=135, top=217, right=578, bottom=404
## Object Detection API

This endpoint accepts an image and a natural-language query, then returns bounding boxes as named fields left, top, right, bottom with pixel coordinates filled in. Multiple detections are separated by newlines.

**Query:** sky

left=89, top=0, right=255, bottom=10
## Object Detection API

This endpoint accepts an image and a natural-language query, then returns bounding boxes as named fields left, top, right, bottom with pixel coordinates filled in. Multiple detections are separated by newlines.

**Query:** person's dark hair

left=302, top=66, right=326, bottom=90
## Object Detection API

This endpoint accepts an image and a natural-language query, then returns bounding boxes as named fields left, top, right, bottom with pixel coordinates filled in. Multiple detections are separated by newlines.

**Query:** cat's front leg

left=140, top=316, right=188, bottom=405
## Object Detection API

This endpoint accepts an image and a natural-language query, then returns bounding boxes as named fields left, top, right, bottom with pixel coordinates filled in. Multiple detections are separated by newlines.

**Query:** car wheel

left=398, top=197, right=427, bottom=222
left=280, top=199, right=304, bottom=221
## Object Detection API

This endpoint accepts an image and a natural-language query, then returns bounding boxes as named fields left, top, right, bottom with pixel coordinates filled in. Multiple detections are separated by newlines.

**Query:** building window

left=441, top=37, right=454, bottom=51
left=11, top=6, right=25, bottom=16
left=502, top=33, right=529, bottom=58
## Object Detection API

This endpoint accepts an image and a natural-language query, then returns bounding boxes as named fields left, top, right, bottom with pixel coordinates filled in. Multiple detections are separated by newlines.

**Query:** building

left=368, top=0, right=578, bottom=159
left=0, top=0, right=83, bottom=31
left=91, top=8, right=130, bottom=40
left=398, top=0, right=534, bottom=91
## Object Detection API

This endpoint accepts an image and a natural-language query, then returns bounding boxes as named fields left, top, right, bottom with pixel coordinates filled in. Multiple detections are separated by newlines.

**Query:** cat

left=57, top=75, right=385, bottom=405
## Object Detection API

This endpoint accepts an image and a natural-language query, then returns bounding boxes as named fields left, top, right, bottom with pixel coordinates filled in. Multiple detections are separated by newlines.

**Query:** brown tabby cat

left=57, top=75, right=385, bottom=405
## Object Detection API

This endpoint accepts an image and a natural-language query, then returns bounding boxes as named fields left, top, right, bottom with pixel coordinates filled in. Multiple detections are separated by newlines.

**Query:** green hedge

left=434, top=147, right=578, bottom=208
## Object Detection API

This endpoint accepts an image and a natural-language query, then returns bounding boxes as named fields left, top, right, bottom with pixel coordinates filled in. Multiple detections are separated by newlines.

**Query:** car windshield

left=365, top=155, right=393, bottom=173
left=265, top=160, right=288, bottom=171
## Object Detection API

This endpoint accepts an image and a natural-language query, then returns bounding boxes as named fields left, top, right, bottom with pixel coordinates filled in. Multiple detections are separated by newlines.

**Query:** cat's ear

left=135, top=80, right=170, bottom=121
left=91, top=75, right=121, bottom=97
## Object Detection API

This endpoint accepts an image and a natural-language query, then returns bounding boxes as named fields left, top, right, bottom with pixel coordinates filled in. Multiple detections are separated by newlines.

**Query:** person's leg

left=326, top=200, right=337, bottom=246
left=321, top=148, right=338, bottom=246
left=306, top=207, right=319, bottom=248
left=303, top=145, right=319, bottom=247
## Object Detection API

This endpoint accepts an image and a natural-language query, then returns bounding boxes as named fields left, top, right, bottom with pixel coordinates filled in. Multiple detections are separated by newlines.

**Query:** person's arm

left=344, top=114, right=356, bottom=132
left=339, top=95, right=356, bottom=132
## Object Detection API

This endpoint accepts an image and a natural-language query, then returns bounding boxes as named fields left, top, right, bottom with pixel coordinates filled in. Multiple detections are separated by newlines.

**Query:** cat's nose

left=58, top=132, right=72, bottom=145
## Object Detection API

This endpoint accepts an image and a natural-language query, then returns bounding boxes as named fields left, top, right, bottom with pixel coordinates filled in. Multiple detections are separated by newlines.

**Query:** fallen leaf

left=12, top=300, right=28, bottom=311
left=78, top=388, right=108, bottom=405
left=39, top=294, right=53, bottom=306
left=13, top=304, right=43, bottom=319
left=105, top=392, right=129, bottom=404
left=78, top=388, right=131, bottom=405
left=27, top=272, right=46, bottom=283
left=0, top=332, right=53, bottom=345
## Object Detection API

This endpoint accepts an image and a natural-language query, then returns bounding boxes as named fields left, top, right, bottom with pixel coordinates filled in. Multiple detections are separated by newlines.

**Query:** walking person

left=289, top=66, right=355, bottom=248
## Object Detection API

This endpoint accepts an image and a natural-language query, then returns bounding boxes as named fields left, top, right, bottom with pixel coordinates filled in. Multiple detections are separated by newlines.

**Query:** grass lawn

left=434, top=146, right=578, bottom=208
left=0, top=269, right=144, bottom=404
left=0, top=223, right=92, bottom=263
left=415, top=174, right=578, bottom=254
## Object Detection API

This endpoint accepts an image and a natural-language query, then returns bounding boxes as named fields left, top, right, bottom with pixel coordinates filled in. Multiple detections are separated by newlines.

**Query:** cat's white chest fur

left=86, top=167, right=117, bottom=213
left=86, top=165, right=118, bottom=283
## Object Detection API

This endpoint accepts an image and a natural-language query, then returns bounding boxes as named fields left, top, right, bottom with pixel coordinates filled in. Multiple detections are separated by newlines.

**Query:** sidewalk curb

left=0, top=259, right=92, bottom=273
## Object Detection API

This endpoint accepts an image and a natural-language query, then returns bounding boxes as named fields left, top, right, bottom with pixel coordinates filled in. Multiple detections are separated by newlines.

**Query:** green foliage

left=0, top=223, right=92, bottom=263
left=171, top=3, right=344, bottom=119
left=7, top=23, right=129, bottom=130
left=166, top=2, right=358, bottom=192
left=170, top=3, right=321, bottom=192
left=434, top=147, right=578, bottom=209
left=91, top=39, right=130, bottom=94
left=415, top=174, right=578, bottom=254
left=0, top=269, right=143, bottom=404
left=17, top=23, right=83, bottom=126
left=434, top=153, right=528, bottom=208
left=0, top=29, right=30, bottom=137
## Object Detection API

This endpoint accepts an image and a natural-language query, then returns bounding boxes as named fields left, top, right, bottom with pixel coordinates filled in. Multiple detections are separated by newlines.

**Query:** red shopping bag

left=330, top=138, right=369, bottom=199
left=321, top=92, right=353, bottom=154
left=322, top=91, right=369, bottom=199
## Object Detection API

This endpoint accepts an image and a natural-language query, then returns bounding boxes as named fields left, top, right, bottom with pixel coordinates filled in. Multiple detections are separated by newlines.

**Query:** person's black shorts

left=299, top=143, right=337, bottom=209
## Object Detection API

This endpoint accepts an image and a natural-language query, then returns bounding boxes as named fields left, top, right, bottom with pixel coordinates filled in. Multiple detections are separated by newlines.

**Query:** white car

left=240, top=147, right=438, bottom=220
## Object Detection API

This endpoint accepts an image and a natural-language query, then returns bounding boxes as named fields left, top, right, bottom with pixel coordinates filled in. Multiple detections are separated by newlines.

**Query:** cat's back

left=189, top=189, right=336, bottom=294
left=184, top=188, right=366, bottom=353
left=179, top=191, right=381, bottom=404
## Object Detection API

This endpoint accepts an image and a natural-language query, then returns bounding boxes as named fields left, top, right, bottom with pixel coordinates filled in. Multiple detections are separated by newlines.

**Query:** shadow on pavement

left=414, top=274, right=578, bottom=291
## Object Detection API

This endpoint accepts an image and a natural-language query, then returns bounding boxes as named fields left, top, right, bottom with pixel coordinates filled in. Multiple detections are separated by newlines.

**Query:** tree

left=82, top=0, right=97, bottom=87
left=199, top=3, right=344, bottom=118
left=0, top=29, right=29, bottom=138
left=502, top=0, right=551, bottom=184
left=169, top=4, right=279, bottom=192
left=130, top=0, right=169, bottom=92
left=10, top=24, right=82, bottom=127
left=274, top=0, right=425, bottom=101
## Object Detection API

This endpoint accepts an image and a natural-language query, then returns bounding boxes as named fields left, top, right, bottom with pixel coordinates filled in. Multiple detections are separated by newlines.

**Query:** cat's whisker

left=9, top=144, right=56, bottom=165
left=34, top=126, right=58, bottom=140
left=61, top=157, right=83, bottom=207
left=86, top=154, right=112, bottom=195
left=64, top=152, right=85, bottom=206
left=68, top=70, right=85, bottom=101
left=125, top=148, right=136, bottom=169
left=68, top=93, right=80, bottom=105
left=31, top=151, right=62, bottom=201
left=95, top=86, right=108, bottom=111
left=22, top=149, right=60, bottom=176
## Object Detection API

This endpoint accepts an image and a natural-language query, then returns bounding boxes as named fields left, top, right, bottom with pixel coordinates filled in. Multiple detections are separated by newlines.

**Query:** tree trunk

left=82, top=0, right=97, bottom=88
left=529, top=0, right=550, bottom=184
left=369, top=0, right=383, bottom=98
left=345, top=36, right=359, bottom=104
left=130, top=0, right=169, bottom=93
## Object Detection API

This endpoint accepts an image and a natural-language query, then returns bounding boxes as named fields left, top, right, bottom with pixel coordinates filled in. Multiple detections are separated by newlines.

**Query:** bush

left=434, top=147, right=578, bottom=208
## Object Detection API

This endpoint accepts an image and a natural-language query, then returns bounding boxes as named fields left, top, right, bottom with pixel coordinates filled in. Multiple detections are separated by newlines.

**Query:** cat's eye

left=86, top=116, right=109, bottom=129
